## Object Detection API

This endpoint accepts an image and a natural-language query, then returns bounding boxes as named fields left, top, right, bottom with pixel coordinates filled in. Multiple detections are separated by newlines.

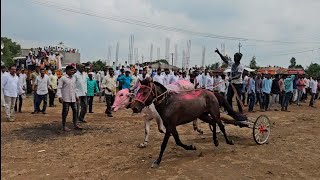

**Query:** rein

left=135, top=83, right=168, bottom=106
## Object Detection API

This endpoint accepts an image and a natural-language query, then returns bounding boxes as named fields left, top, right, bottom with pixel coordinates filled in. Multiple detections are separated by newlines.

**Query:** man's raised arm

left=215, top=48, right=228, bottom=64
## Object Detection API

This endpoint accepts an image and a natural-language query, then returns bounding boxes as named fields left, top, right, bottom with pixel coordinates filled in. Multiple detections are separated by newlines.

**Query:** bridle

left=134, top=82, right=168, bottom=106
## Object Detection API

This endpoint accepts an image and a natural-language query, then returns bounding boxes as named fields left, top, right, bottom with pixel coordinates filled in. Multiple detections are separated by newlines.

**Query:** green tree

left=1, top=37, right=21, bottom=66
left=306, top=63, right=320, bottom=78
left=249, top=56, right=258, bottom=69
left=288, top=57, right=296, bottom=68
left=155, top=59, right=169, bottom=64
left=92, top=60, right=105, bottom=70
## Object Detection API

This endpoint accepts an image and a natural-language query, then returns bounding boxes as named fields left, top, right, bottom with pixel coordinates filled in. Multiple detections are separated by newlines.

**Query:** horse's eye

left=120, top=94, right=123, bottom=96
left=143, top=92, right=147, bottom=95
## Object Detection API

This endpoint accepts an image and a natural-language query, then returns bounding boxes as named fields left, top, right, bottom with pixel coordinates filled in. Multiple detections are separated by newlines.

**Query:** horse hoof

left=192, top=145, right=197, bottom=150
left=159, top=129, right=165, bottom=134
left=214, top=140, right=219, bottom=147
left=151, top=160, right=160, bottom=168
left=137, top=143, right=147, bottom=148
left=228, top=140, right=234, bottom=145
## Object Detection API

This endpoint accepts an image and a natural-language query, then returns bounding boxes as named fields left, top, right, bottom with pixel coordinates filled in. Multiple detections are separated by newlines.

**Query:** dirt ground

left=1, top=96, right=320, bottom=180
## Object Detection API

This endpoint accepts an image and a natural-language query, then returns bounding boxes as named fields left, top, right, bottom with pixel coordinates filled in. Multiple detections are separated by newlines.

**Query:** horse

left=111, top=80, right=204, bottom=148
left=131, top=79, right=234, bottom=168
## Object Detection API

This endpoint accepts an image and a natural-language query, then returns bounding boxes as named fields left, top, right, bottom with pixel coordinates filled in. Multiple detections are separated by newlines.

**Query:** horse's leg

left=138, top=117, right=151, bottom=148
left=210, top=113, right=234, bottom=145
left=150, top=104, right=166, bottom=133
left=172, top=127, right=196, bottom=150
left=152, top=129, right=171, bottom=168
left=199, top=114, right=219, bottom=147
left=193, top=119, right=203, bottom=134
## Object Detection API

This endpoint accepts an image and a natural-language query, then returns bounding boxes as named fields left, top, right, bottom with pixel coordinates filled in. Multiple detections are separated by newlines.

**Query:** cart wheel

left=253, top=115, right=271, bottom=145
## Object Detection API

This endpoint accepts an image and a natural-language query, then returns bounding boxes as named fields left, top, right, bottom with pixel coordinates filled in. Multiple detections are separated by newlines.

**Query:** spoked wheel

left=253, top=115, right=271, bottom=145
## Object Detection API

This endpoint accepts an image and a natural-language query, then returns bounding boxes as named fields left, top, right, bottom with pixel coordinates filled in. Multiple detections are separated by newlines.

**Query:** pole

left=171, top=53, right=174, bottom=66
left=238, top=42, right=242, bottom=53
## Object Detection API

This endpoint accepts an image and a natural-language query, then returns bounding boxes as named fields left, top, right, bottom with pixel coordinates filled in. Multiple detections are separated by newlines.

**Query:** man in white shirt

left=48, top=69, right=58, bottom=107
left=205, top=71, right=214, bottom=91
left=2, top=65, right=24, bottom=121
left=102, top=68, right=117, bottom=117
left=1, top=66, right=8, bottom=107
left=216, top=48, right=245, bottom=114
left=74, top=65, right=88, bottom=123
left=153, top=68, right=164, bottom=85
left=34, top=68, right=50, bottom=114
left=309, top=77, right=318, bottom=107
left=163, top=68, right=171, bottom=85
left=57, top=65, right=82, bottom=131
left=14, top=68, right=26, bottom=112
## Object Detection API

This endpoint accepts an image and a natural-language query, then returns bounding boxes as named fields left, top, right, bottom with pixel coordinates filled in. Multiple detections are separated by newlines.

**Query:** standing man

left=215, top=48, right=245, bottom=114
left=34, top=68, right=50, bottom=114
left=2, top=65, right=24, bottom=121
left=131, top=69, right=139, bottom=89
left=262, top=74, right=272, bottom=111
left=14, top=68, right=26, bottom=112
left=247, top=73, right=256, bottom=112
left=31, top=65, right=40, bottom=113
left=282, top=74, right=295, bottom=111
left=309, top=76, right=318, bottom=107
left=270, top=74, right=280, bottom=111
left=205, top=71, right=214, bottom=91
left=1, top=66, right=8, bottom=107
left=57, top=65, right=82, bottom=131
left=296, top=75, right=305, bottom=106
left=255, top=73, right=263, bottom=111
left=102, top=68, right=117, bottom=117
left=48, top=68, right=58, bottom=107
left=87, top=72, right=99, bottom=113
left=117, top=69, right=132, bottom=90
left=152, top=68, right=164, bottom=85
left=74, top=65, right=88, bottom=123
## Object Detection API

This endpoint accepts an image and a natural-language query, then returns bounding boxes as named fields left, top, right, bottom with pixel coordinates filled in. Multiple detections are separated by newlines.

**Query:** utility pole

left=141, top=55, right=144, bottom=63
left=171, top=53, right=174, bottom=66
left=238, top=41, right=242, bottom=53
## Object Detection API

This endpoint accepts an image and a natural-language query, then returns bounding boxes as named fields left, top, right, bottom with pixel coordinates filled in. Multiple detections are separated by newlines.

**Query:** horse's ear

left=153, top=81, right=167, bottom=91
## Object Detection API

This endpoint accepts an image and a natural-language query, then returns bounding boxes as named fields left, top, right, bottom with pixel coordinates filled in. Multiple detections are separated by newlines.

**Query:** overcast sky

left=2, top=0, right=320, bottom=68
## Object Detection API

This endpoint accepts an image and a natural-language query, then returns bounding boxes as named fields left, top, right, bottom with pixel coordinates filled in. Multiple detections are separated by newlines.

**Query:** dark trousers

left=220, top=92, right=225, bottom=97
left=105, top=94, right=115, bottom=115
left=248, top=93, right=256, bottom=111
left=36, top=94, right=48, bottom=112
left=282, top=92, right=292, bottom=110
left=263, top=92, right=270, bottom=111
left=14, top=95, right=23, bottom=112
left=49, top=89, right=56, bottom=106
left=77, top=96, right=87, bottom=121
left=255, top=92, right=263, bottom=109
left=242, top=92, right=246, bottom=106
left=33, top=91, right=39, bottom=112
left=87, top=96, right=94, bottom=113
left=227, top=83, right=243, bottom=113
left=309, top=93, right=316, bottom=106
left=62, top=102, right=78, bottom=127
left=279, top=91, right=284, bottom=105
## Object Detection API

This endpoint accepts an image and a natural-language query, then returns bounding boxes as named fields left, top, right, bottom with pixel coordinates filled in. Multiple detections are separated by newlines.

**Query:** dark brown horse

left=131, top=79, right=234, bottom=168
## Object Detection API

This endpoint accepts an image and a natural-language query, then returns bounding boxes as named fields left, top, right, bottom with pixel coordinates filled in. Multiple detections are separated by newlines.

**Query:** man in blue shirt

left=117, top=69, right=132, bottom=90
left=282, top=74, right=295, bottom=111
left=262, top=74, right=272, bottom=111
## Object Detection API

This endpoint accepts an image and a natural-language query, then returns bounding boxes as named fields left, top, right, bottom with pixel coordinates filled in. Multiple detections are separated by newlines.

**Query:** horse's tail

left=214, top=92, right=247, bottom=121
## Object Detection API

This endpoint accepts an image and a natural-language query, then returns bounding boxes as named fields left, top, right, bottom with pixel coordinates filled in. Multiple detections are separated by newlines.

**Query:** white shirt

left=163, top=74, right=171, bottom=85
left=196, top=74, right=203, bottom=88
left=218, top=79, right=226, bottom=93
left=138, top=74, right=150, bottom=81
left=304, top=78, right=310, bottom=88
left=74, top=71, right=88, bottom=97
left=35, top=75, right=50, bottom=95
left=153, top=74, right=164, bottom=85
left=169, top=75, right=179, bottom=84
left=230, top=63, right=244, bottom=84
left=2, top=73, right=24, bottom=97
left=57, top=75, right=77, bottom=102
left=310, top=79, right=318, bottom=93
left=206, top=76, right=214, bottom=91
left=18, top=74, right=27, bottom=90
left=49, top=74, right=58, bottom=90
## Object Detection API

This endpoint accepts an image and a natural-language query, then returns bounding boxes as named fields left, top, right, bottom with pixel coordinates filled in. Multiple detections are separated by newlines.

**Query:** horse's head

left=131, top=78, right=167, bottom=113
left=111, top=89, right=135, bottom=112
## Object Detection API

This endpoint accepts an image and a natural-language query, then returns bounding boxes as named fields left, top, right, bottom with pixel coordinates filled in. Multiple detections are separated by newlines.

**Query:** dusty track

left=1, top=97, right=320, bottom=179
